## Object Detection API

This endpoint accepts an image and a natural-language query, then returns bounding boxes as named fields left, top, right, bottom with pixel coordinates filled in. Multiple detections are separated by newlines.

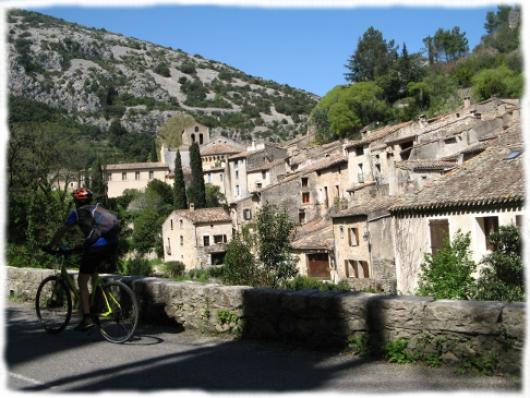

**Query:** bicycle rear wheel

left=35, top=276, right=72, bottom=334
left=97, top=280, right=139, bottom=343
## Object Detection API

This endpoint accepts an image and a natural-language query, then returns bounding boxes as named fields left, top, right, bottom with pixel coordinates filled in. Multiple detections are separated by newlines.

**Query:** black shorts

left=80, top=244, right=118, bottom=274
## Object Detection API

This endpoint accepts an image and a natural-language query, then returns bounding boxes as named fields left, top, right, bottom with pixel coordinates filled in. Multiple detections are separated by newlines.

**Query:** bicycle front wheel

left=97, top=280, right=139, bottom=343
left=35, top=276, right=72, bottom=334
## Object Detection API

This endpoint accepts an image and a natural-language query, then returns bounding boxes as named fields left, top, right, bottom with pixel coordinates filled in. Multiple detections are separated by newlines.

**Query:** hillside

left=7, top=9, right=318, bottom=148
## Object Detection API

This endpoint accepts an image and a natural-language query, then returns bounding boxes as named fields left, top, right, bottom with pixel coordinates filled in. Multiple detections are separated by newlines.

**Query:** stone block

left=501, top=302, right=525, bottom=340
left=368, top=295, right=433, bottom=330
left=424, top=299, right=503, bottom=335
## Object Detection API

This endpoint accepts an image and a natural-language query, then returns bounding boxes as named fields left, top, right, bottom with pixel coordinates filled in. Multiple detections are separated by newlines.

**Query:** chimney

left=464, top=96, right=471, bottom=109
left=189, top=203, right=195, bottom=211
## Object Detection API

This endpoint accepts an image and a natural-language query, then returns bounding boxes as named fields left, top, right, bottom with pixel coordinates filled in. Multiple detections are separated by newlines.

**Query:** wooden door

left=307, top=253, right=330, bottom=279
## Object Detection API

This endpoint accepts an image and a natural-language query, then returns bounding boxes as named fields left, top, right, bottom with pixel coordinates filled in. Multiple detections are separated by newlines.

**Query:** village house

left=330, top=196, right=400, bottom=293
left=162, top=205, right=233, bottom=270
left=290, top=218, right=337, bottom=281
left=105, top=162, right=170, bottom=198
left=201, top=141, right=245, bottom=197
left=389, top=128, right=524, bottom=294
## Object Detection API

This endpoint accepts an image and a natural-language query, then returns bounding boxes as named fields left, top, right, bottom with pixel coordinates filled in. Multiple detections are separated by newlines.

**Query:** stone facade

left=105, top=163, right=170, bottom=198
left=7, top=266, right=524, bottom=374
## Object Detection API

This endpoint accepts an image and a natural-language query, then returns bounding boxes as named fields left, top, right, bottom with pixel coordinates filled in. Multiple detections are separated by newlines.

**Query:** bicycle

left=35, top=246, right=139, bottom=344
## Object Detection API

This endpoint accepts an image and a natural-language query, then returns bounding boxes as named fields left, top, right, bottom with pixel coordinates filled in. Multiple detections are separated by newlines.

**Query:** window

left=355, top=147, right=364, bottom=156
left=166, top=238, right=171, bottom=255
left=302, top=192, right=310, bottom=204
left=235, top=185, right=240, bottom=197
left=179, top=219, right=183, bottom=229
left=357, top=164, right=364, bottom=183
left=170, top=219, right=174, bottom=230
left=199, top=134, right=204, bottom=144
left=191, top=134, right=196, bottom=143
left=243, top=208, right=252, bottom=220
left=477, top=216, right=499, bottom=251
left=348, top=228, right=360, bottom=246
left=235, top=170, right=239, bottom=179
left=256, top=182, right=262, bottom=189
left=214, top=235, right=227, bottom=244
left=339, top=226, right=344, bottom=239
left=399, top=140, right=414, bottom=160
left=301, top=177, right=308, bottom=187
left=180, top=235, right=183, bottom=246
left=122, top=172, right=127, bottom=181
left=516, top=215, right=523, bottom=230
left=203, top=236, right=210, bottom=247
left=207, top=173, right=212, bottom=183
left=135, top=171, right=140, bottom=181
left=195, top=126, right=199, bottom=132
left=149, top=171, right=154, bottom=180
left=220, top=174, right=224, bottom=182
left=375, top=164, right=381, bottom=174
left=429, top=219, right=449, bottom=254
left=262, top=171, right=266, bottom=180
left=345, top=260, right=370, bottom=278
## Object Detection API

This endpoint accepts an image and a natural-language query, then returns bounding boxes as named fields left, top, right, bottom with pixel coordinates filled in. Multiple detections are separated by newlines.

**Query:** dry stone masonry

left=6, top=266, right=524, bottom=374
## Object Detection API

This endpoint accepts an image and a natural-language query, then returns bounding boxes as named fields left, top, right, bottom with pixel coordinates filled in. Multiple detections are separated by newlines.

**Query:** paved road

left=5, top=301, right=522, bottom=393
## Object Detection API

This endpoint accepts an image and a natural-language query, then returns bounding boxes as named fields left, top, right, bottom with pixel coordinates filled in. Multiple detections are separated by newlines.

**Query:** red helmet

left=72, top=187, right=93, bottom=203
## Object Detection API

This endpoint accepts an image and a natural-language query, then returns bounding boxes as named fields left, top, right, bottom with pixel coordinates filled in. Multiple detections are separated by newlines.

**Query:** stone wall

left=6, top=266, right=524, bottom=374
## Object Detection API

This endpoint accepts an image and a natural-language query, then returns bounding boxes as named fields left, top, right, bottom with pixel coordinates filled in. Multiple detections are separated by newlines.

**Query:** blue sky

left=32, top=5, right=497, bottom=96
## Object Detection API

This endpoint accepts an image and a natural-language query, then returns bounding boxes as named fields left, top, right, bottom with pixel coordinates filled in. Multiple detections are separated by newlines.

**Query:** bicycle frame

left=55, top=254, right=121, bottom=318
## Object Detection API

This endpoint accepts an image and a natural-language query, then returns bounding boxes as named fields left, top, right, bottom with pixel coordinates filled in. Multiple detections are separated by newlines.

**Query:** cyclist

left=47, top=187, right=120, bottom=331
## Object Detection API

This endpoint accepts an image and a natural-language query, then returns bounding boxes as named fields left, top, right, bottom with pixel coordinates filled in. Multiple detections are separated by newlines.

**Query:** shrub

left=472, top=65, right=523, bottom=100
left=473, top=226, right=524, bottom=302
left=164, top=261, right=185, bottom=278
left=384, top=338, right=415, bottom=364
left=119, top=256, right=152, bottom=276
left=223, top=234, right=256, bottom=286
left=282, top=275, right=350, bottom=292
left=417, top=231, right=476, bottom=300
left=180, top=61, right=196, bottom=75
left=154, top=63, right=171, bottom=77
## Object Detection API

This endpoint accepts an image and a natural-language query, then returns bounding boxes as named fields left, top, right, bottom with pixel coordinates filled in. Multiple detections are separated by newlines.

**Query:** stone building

left=162, top=206, right=233, bottom=269
left=330, top=197, right=399, bottom=293
left=290, top=218, right=336, bottom=281
left=105, top=162, right=170, bottom=198
left=390, top=137, right=524, bottom=294
left=201, top=141, right=245, bottom=197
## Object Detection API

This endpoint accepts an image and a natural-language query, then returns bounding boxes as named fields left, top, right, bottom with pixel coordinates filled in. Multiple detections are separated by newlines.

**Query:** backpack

left=76, top=203, right=120, bottom=246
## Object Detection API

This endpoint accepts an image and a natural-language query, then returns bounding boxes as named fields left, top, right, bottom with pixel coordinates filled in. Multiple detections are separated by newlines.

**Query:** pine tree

left=188, top=142, right=206, bottom=208
left=173, top=150, right=188, bottom=209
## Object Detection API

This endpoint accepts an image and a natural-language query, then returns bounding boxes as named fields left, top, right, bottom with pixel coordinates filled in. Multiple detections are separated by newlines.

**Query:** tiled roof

left=391, top=144, right=524, bottom=213
left=228, top=148, right=263, bottom=160
left=172, top=207, right=232, bottom=224
left=201, top=143, right=244, bottom=156
left=345, top=121, right=413, bottom=149
left=396, top=159, right=457, bottom=172
left=441, top=142, right=489, bottom=160
left=290, top=218, right=334, bottom=251
left=301, top=155, right=347, bottom=173
left=105, top=162, right=168, bottom=171
left=331, top=196, right=401, bottom=219
left=247, top=158, right=287, bottom=173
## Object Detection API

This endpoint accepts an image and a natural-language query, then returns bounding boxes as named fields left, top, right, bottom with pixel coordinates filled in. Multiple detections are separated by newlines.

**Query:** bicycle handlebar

left=41, top=245, right=73, bottom=256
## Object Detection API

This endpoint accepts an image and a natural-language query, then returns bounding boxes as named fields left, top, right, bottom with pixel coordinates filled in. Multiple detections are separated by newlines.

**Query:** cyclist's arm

left=49, top=224, right=71, bottom=248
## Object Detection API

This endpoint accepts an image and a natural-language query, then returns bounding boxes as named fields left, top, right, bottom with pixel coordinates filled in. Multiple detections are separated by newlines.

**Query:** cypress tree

left=90, top=157, right=108, bottom=204
left=189, top=142, right=206, bottom=208
left=173, top=150, right=188, bottom=209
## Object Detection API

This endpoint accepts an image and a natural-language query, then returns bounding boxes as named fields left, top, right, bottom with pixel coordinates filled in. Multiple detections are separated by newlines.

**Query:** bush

left=282, top=275, right=351, bottom=292
left=473, top=226, right=524, bottom=302
left=223, top=234, right=256, bottom=286
left=417, top=231, right=476, bottom=300
left=180, top=61, right=196, bottom=75
left=119, top=256, right=152, bottom=276
left=384, top=338, right=415, bottom=364
left=472, top=65, right=523, bottom=100
left=163, top=261, right=185, bottom=278
left=154, top=63, right=171, bottom=77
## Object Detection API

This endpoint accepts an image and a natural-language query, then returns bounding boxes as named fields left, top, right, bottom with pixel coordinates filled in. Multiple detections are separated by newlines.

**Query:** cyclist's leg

left=75, top=251, right=99, bottom=330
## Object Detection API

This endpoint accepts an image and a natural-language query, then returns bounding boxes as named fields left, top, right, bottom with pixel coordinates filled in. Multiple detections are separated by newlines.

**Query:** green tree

left=205, top=183, right=226, bottom=208
left=188, top=142, right=206, bottom=208
left=345, top=26, right=398, bottom=82
left=255, top=203, right=297, bottom=287
left=431, top=27, right=469, bottom=63
left=223, top=233, right=257, bottom=285
left=173, top=150, right=188, bottom=209
left=417, top=231, right=476, bottom=300
left=472, top=65, right=523, bottom=100
left=473, top=226, right=524, bottom=302
left=158, top=113, right=195, bottom=149
left=89, top=157, right=108, bottom=204
left=131, top=208, right=162, bottom=255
